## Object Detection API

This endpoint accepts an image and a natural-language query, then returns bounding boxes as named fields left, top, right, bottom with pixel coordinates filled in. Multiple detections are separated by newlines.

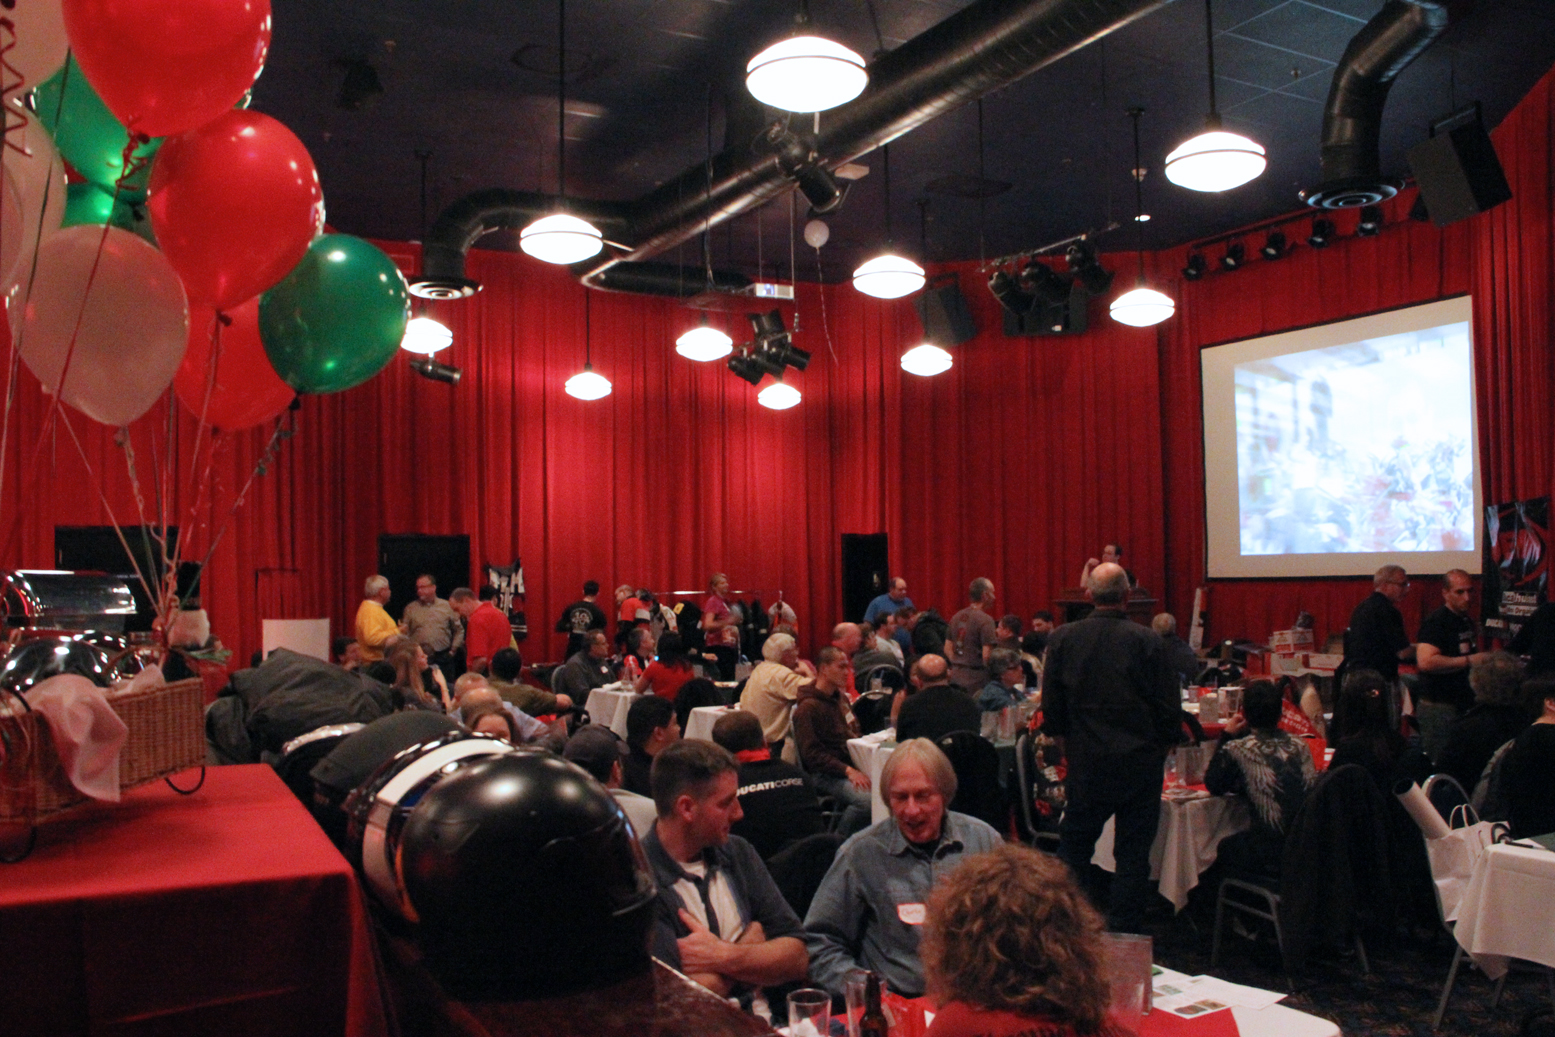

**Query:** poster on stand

left=1483, top=497, right=1548, bottom=639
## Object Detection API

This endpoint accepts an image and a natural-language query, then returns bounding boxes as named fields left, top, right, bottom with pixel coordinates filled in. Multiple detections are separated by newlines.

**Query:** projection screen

left=1201, top=295, right=1480, bottom=579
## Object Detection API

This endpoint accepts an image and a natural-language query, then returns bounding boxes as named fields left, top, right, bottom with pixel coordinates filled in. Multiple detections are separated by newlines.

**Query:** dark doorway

left=378, top=534, right=471, bottom=621
left=841, top=533, right=889, bottom=623
left=55, top=526, right=199, bottom=631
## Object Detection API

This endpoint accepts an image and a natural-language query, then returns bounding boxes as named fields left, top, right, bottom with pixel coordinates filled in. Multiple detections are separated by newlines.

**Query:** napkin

left=25, top=673, right=129, bottom=802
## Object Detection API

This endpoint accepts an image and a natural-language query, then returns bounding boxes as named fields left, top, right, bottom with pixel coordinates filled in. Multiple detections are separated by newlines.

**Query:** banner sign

left=1483, top=497, right=1549, bottom=638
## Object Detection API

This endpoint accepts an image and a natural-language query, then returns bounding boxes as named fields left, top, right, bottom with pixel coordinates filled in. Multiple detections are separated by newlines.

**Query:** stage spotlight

left=1409, top=194, right=1431, bottom=222
left=410, top=358, right=461, bottom=385
left=1066, top=241, right=1114, bottom=294
left=1356, top=205, right=1383, bottom=236
left=728, top=350, right=768, bottom=386
left=988, top=269, right=1036, bottom=316
left=767, top=340, right=811, bottom=372
left=1219, top=242, right=1245, bottom=271
left=1260, top=231, right=1287, bottom=260
left=748, top=309, right=788, bottom=347
left=1021, top=261, right=1072, bottom=307
left=1182, top=254, right=1207, bottom=280
left=1307, top=218, right=1335, bottom=248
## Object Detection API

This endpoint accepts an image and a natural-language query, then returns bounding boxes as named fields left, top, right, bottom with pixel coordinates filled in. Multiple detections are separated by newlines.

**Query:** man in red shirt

left=452, top=587, right=511, bottom=674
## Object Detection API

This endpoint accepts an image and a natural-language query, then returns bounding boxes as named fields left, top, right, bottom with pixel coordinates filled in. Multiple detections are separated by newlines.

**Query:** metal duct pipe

left=1300, top=0, right=1451, bottom=210
left=413, top=0, right=1174, bottom=298
left=585, top=261, right=752, bottom=298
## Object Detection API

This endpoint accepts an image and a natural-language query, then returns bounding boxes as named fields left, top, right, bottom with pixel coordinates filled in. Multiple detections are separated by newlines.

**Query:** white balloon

left=803, top=219, right=830, bottom=249
left=12, top=225, right=189, bottom=427
left=8, top=1, right=68, bottom=89
left=1, top=109, right=67, bottom=290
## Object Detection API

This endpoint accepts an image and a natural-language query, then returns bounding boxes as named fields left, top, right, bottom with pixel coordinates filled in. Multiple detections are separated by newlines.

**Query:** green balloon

left=61, top=181, right=159, bottom=245
left=35, top=56, right=162, bottom=200
left=259, top=235, right=411, bottom=394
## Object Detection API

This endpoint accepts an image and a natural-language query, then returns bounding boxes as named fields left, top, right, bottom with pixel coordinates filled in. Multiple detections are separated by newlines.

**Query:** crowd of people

left=317, top=556, right=1555, bottom=1031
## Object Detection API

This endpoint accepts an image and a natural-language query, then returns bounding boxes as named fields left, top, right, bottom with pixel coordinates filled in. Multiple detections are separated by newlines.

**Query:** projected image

left=1235, top=322, right=1474, bottom=556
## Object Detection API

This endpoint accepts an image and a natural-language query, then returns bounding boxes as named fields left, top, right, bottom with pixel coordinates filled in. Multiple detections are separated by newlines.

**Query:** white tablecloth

left=1453, top=842, right=1555, bottom=980
left=584, top=686, right=640, bottom=740
left=1092, top=793, right=1251, bottom=911
left=846, top=730, right=896, bottom=824
left=1230, top=1004, right=1340, bottom=1037
left=686, top=704, right=737, bottom=742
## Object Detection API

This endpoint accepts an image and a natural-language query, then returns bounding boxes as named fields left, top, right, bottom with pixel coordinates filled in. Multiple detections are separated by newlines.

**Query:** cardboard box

left=1271, top=629, right=1316, bottom=654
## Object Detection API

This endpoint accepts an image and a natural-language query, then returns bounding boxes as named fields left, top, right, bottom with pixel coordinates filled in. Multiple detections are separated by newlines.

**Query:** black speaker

left=913, top=274, right=977, bottom=345
left=1407, top=105, right=1511, bottom=227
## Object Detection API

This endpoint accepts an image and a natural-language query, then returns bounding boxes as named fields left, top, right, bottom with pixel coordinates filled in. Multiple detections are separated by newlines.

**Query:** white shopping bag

left=1427, top=807, right=1501, bottom=923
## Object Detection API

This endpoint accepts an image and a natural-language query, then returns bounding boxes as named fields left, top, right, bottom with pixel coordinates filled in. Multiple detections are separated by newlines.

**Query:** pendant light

left=401, top=316, right=454, bottom=354
left=521, top=0, right=603, bottom=264
left=1164, top=0, right=1266, bottom=193
left=1111, top=108, right=1176, bottom=328
left=853, top=145, right=924, bottom=299
left=745, top=1, right=867, bottom=114
left=900, top=199, right=953, bottom=375
left=757, top=377, right=801, bottom=409
left=564, top=292, right=611, bottom=400
left=675, top=320, right=733, bottom=362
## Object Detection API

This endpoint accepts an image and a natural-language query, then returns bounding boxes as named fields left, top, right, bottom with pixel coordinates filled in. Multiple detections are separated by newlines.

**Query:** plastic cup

left=788, top=987, right=832, bottom=1037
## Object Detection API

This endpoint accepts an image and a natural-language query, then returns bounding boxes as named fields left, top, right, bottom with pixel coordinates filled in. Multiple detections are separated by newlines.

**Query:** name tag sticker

left=897, top=903, right=926, bottom=925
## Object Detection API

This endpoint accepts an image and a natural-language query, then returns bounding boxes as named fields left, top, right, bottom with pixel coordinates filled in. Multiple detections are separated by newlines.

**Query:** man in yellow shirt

left=355, top=574, right=398, bottom=662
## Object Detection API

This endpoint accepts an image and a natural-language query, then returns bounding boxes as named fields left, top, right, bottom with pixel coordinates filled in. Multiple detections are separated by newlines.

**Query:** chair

left=765, top=832, right=842, bottom=918
left=852, top=691, right=894, bottom=736
left=789, top=738, right=842, bottom=833
left=855, top=663, right=905, bottom=697
left=935, top=731, right=1007, bottom=833
left=1011, top=732, right=1059, bottom=851
left=1211, top=765, right=1385, bottom=989
left=1423, top=772, right=1472, bottom=823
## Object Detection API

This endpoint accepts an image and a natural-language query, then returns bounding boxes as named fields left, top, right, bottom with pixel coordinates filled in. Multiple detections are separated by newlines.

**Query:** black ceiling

left=251, top=0, right=1555, bottom=283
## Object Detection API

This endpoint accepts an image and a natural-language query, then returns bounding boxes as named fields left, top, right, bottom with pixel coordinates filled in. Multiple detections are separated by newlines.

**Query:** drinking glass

left=1101, top=932, right=1154, bottom=1018
left=844, top=969, right=870, bottom=1037
left=788, top=988, right=833, bottom=1037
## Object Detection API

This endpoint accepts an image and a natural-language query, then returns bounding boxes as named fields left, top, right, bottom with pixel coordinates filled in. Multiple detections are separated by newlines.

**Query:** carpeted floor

left=1142, top=891, right=1555, bottom=1037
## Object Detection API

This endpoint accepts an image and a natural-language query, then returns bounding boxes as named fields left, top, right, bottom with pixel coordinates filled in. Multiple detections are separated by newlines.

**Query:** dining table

left=1452, top=840, right=1555, bottom=980
left=1091, top=786, right=1252, bottom=911
left=584, top=684, right=642, bottom=740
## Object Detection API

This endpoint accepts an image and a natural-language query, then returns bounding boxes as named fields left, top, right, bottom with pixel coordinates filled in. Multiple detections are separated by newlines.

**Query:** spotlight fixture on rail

left=1356, top=205, right=1384, bottom=237
left=1110, top=107, right=1175, bottom=328
left=1260, top=231, right=1288, bottom=260
left=520, top=0, right=604, bottom=265
left=1066, top=240, right=1114, bottom=295
left=1307, top=218, right=1335, bottom=249
left=1164, top=0, right=1266, bottom=193
left=1219, top=241, right=1246, bottom=271
left=1183, top=254, right=1207, bottom=280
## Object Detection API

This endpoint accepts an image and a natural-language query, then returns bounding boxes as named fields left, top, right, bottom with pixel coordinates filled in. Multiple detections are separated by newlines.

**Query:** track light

left=727, top=350, right=768, bottom=386
left=1183, top=254, right=1207, bottom=280
left=768, top=339, right=811, bottom=372
left=1356, top=205, right=1383, bottom=236
left=1022, top=261, right=1072, bottom=307
left=988, top=269, right=1036, bottom=316
left=749, top=309, right=788, bottom=347
left=1219, top=242, right=1245, bottom=270
left=1066, top=241, right=1113, bottom=294
left=1307, top=218, right=1335, bottom=249
left=410, top=357, right=461, bottom=385
left=1260, top=231, right=1287, bottom=260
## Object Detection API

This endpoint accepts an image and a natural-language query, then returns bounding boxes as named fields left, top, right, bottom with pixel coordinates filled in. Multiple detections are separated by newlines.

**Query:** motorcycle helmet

left=344, top=730, right=521, bottom=921
left=398, top=752, right=658, bottom=1000
left=0, top=634, right=117, bottom=695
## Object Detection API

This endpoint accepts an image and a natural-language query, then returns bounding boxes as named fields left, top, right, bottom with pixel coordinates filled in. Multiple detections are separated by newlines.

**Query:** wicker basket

left=0, top=677, right=205, bottom=826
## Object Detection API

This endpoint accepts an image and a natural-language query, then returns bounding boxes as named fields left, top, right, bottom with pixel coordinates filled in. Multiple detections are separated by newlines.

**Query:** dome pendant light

left=900, top=343, right=953, bottom=376
left=565, top=292, right=612, bottom=400
left=1112, top=108, right=1176, bottom=328
left=521, top=0, right=603, bottom=265
left=853, top=145, right=925, bottom=300
left=757, top=377, right=801, bottom=409
left=401, top=314, right=453, bottom=354
left=1164, top=0, right=1266, bottom=193
left=675, top=316, right=733, bottom=362
left=745, top=1, right=866, bottom=114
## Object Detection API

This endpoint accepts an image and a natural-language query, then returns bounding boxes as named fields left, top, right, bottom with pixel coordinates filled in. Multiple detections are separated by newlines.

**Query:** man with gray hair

left=1042, top=562, right=1181, bottom=934
left=804, top=738, right=1002, bottom=997
left=355, top=574, right=397, bottom=663
left=946, top=577, right=998, bottom=691
left=1152, top=612, right=1202, bottom=686
left=1344, top=564, right=1416, bottom=723
left=739, top=631, right=815, bottom=753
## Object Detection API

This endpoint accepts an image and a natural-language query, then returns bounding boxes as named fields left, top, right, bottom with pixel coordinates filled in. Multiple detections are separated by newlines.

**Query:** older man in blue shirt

left=863, top=577, right=914, bottom=626
left=803, top=738, right=1002, bottom=997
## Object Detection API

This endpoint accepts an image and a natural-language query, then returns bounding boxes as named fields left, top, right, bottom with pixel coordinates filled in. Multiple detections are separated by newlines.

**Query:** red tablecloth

left=0, top=764, right=388, bottom=1037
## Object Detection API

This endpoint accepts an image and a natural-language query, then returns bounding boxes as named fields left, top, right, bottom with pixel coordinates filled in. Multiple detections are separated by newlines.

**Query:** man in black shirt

left=1415, top=569, right=1490, bottom=763
left=555, top=580, right=608, bottom=659
left=1042, top=563, right=1181, bottom=934
left=895, top=654, right=980, bottom=743
left=1345, top=564, right=1415, bottom=722
left=712, top=709, right=825, bottom=859
left=622, top=694, right=681, bottom=796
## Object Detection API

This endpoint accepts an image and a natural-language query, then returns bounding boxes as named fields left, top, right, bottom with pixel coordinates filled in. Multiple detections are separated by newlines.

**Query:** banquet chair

left=854, top=663, right=905, bottom=697
left=1011, top=732, right=1060, bottom=851
left=935, top=731, right=1007, bottom=833
left=852, top=691, right=894, bottom=736
left=789, top=741, right=842, bottom=833
left=765, top=832, right=843, bottom=918
left=1422, top=772, right=1471, bottom=823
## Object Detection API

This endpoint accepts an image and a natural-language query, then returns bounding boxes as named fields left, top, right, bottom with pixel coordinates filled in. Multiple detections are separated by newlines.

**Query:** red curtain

left=3, top=66, right=1554, bottom=667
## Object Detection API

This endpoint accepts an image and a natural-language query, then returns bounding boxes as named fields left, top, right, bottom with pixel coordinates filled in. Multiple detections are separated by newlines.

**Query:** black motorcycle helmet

left=0, top=634, right=118, bottom=695
left=398, top=751, right=657, bottom=1000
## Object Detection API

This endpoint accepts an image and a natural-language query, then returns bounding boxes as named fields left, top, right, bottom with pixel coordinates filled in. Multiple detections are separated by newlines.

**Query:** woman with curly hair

left=921, top=843, right=1136, bottom=1037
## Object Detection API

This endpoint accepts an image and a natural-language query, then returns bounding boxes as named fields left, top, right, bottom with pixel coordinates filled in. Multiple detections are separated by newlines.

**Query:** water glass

left=788, top=988, right=833, bottom=1037
left=980, top=711, right=1000, bottom=740
left=844, top=969, right=870, bottom=1037
left=1101, top=932, right=1154, bottom=1018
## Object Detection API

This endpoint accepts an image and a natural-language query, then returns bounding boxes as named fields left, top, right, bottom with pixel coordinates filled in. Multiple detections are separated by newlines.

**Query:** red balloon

left=174, top=296, right=294, bottom=430
left=148, top=109, right=324, bottom=310
left=62, top=0, right=271, bottom=138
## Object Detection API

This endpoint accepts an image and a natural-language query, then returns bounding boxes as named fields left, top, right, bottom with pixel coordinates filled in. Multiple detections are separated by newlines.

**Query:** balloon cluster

left=4, top=0, right=412, bottom=430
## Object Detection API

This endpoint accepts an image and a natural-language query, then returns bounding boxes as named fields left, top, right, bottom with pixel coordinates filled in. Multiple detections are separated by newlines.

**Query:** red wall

left=3, top=67, right=1553, bottom=667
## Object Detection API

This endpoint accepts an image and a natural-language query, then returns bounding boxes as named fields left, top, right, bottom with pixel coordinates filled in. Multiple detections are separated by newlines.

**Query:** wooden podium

left=1054, top=588, right=1159, bottom=627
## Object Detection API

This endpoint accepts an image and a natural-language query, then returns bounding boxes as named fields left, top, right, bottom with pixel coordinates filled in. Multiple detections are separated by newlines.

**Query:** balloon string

left=57, top=408, right=160, bottom=615
left=0, top=17, right=28, bottom=156
left=116, top=423, right=170, bottom=632
left=186, top=412, right=294, bottom=604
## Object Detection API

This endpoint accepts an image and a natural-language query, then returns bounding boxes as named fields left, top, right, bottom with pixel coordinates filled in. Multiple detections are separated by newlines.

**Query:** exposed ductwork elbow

left=412, top=0, right=1176, bottom=299
left=1300, top=0, right=1452, bottom=210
